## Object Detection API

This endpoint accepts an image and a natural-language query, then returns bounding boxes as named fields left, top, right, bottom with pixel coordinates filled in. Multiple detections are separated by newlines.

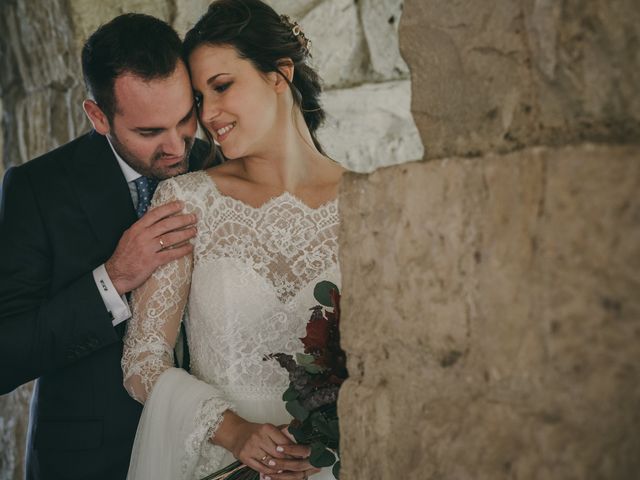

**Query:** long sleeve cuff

left=92, top=264, right=131, bottom=326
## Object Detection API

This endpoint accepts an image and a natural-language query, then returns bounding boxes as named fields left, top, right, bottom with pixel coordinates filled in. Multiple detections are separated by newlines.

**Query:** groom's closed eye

left=178, top=106, right=196, bottom=125
left=138, top=129, right=162, bottom=138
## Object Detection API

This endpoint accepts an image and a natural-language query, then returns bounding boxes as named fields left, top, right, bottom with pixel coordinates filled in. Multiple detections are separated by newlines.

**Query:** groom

left=0, top=14, right=218, bottom=480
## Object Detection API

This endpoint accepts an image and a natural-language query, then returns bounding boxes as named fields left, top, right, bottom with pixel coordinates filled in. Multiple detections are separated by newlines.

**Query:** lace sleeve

left=122, top=178, right=193, bottom=403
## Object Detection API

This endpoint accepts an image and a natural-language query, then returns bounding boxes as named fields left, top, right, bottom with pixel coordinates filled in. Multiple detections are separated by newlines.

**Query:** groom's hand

left=105, top=201, right=197, bottom=295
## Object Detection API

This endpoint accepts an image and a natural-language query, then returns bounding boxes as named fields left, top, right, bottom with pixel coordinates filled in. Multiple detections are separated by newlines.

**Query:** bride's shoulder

left=153, top=171, right=215, bottom=207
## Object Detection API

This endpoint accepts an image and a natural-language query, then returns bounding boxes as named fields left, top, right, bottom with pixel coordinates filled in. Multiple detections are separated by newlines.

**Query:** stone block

left=3, top=0, right=77, bottom=93
left=68, top=0, right=173, bottom=53
left=302, top=0, right=368, bottom=88
left=318, top=80, right=424, bottom=173
left=0, top=385, right=33, bottom=480
left=173, top=0, right=211, bottom=36
left=338, top=144, right=640, bottom=479
left=400, top=0, right=640, bottom=160
left=266, top=0, right=318, bottom=19
left=359, top=0, right=409, bottom=80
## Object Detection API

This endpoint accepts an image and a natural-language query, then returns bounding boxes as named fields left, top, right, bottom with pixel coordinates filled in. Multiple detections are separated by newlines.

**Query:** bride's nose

left=199, top=95, right=221, bottom=126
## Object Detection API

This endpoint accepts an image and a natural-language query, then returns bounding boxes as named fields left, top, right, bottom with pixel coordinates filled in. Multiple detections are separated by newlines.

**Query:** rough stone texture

left=319, top=80, right=423, bottom=172
left=360, top=0, right=408, bottom=80
left=303, top=0, right=368, bottom=89
left=338, top=144, right=640, bottom=479
left=1, top=0, right=86, bottom=168
left=0, top=386, right=32, bottom=480
left=400, top=0, right=640, bottom=160
left=173, top=0, right=212, bottom=35
left=68, top=0, right=174, bottom=52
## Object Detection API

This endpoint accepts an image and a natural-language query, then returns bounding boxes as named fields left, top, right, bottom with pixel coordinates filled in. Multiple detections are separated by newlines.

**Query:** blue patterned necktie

left=133, top=176, right=158, bottom=218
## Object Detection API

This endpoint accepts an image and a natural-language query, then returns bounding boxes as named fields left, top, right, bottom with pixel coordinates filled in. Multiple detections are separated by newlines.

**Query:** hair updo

left=183, top=0, right=326, bottom=153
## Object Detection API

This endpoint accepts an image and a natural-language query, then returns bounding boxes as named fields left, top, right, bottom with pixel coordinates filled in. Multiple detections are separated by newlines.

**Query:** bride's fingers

left=243, top=457, right=278, bottom=477
left=267, top=457, right=313, bottom=473
left=263, top=425, right=299, bottom=459
left=270, top=467, right=319, bottom=480
left=274, top=444, right=311, bottom=459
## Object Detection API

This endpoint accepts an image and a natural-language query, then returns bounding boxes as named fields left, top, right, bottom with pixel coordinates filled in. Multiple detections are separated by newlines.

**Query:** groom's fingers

left=154, top=227, right=197, bottom=252
left=138, top=200, right=185, bottom=227
left=156, top=242, right=193, bottom=264
left=105, top=201, right=198, bottom=295
left=147, top=213, right=197, bottom=239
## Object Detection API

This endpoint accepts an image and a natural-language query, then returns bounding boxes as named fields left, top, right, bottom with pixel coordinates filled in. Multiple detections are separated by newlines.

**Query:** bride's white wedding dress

left=122, top=171, right=340, bottom=480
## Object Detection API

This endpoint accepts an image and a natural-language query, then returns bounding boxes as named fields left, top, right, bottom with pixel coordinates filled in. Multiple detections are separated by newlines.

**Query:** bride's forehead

left=189, top=44, right=244, bottom=71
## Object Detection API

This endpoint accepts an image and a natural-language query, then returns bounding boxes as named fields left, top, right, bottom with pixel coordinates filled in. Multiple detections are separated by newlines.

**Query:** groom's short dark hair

left=81, top=13, right=183, bottom=121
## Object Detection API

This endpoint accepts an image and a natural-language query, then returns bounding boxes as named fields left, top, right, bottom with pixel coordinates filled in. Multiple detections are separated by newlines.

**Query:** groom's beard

left=108, top=132, right=195, bottom=181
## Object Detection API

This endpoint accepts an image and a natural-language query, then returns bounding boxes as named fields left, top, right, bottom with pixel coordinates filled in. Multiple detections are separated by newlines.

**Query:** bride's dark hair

left=183, top=0, right=326, bottom=154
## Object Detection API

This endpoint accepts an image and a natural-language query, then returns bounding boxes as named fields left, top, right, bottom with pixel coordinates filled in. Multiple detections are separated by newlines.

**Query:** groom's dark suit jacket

left=0, top=131, right=215, bottom=480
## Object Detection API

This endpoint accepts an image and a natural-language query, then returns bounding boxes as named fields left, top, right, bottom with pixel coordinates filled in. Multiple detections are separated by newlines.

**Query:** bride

left=121, top=0, right=344, bottom=479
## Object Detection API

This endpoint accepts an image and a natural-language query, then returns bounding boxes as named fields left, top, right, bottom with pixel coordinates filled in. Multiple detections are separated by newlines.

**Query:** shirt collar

left=106, top=135, right=142, bottom=183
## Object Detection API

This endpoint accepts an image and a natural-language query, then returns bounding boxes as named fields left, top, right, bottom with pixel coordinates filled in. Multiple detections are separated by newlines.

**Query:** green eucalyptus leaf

left=311, top=412, right=333, bottom=438
left=282, top=386, right=298, bottom=402
left=288, top=424, right=307, bottom=444
left=313, top=281, right=339, bottom=307
left=304, top=363, right=323, bottom=374
left=296, top=353, right=316, bottom=366
left=328, top=419, right=340, bottom=439
left=332, top=460, right=341, bottom=479
left=286, top=400, right=309, bottom=421
left=309, top=442, right=336, bottom=468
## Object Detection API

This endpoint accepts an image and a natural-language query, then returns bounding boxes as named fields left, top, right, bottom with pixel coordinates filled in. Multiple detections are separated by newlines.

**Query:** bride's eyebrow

left=207, top=73, right=231, bottom=86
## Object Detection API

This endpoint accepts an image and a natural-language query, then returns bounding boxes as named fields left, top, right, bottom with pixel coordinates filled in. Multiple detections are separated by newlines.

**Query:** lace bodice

left=122, top=170, right=340, bottom=404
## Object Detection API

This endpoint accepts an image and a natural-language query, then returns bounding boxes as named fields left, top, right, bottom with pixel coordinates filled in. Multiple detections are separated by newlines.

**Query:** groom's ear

left=83, top=99, right=111, bottom=135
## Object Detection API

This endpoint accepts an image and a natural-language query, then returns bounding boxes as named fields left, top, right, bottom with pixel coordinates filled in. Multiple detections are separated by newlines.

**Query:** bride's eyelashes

left=213, top=81, right=232, bottom=93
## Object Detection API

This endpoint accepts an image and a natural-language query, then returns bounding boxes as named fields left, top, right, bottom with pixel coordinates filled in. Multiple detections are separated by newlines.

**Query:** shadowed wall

left=338, top=1, right=640, bottom=479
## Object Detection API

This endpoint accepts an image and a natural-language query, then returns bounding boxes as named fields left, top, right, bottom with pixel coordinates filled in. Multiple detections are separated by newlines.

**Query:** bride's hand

left=212, top=411, right=316, bottom=479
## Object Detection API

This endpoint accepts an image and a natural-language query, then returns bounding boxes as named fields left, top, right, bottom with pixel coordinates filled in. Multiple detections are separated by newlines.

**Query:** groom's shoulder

left=19, top=131, right=103, bottom=177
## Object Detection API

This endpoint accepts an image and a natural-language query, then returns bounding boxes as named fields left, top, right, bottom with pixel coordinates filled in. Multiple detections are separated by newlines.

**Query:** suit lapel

left=67, top=131, right=137, bottom=253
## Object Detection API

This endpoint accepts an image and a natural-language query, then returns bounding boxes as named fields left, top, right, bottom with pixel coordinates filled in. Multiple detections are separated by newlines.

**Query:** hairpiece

left=280, top=14, right=312, bottom=57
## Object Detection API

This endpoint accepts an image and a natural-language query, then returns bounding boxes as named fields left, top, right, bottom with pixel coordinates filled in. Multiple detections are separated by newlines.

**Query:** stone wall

left=0, top=0, right=420, bottom=478
left=338, top=1, right=640, bottom=479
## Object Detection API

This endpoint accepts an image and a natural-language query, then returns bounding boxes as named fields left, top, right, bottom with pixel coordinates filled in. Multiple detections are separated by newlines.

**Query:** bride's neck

left=241, top=117, right=336, bottom=192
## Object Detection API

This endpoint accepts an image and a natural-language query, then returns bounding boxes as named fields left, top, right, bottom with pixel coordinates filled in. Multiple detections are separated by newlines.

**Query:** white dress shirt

left=91, top=137, right=143, bottom=326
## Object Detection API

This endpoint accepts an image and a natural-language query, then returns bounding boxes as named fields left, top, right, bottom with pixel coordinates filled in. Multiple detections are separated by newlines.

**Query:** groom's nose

left=162, top=130, right=187, bottom=158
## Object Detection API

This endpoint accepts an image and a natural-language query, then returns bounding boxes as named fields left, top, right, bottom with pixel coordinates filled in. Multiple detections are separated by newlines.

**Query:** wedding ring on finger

left=158, top=238, right=165, bottom=250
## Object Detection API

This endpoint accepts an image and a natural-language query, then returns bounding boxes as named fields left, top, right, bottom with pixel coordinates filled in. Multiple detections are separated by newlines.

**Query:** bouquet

left=201, top=281, right=346, bottom=480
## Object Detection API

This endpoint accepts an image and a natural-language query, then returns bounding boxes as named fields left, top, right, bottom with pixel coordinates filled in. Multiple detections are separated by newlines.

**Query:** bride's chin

left=218, top=145, right=243, bottom=160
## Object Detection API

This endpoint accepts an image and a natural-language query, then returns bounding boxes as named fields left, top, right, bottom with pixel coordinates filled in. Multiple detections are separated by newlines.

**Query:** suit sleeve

left=0, top=167, right=120, bottom=394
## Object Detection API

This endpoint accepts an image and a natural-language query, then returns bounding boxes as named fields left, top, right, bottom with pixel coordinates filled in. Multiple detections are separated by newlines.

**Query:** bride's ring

left=159, top=238, right=165, bottom=249
left=260, top=454, right=269, bottom=463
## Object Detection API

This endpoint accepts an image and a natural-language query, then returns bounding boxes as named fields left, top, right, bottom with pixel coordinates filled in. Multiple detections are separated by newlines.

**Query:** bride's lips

left=213, top=121, right=236, bottom=143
